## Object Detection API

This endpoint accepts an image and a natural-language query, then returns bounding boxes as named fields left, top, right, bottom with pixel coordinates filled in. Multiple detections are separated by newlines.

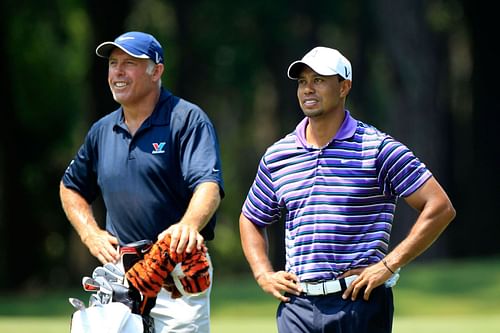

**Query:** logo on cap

left=117, top=36, right=135, bottom=41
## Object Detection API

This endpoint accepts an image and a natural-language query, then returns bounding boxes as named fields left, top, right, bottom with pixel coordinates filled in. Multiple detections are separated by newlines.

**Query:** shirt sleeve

left=179, top=116, right=224, bottom=197
left=61, top=128, right=100, bottom=203
left=377, top=137, right=432, bottom=198
left=241, top=156, right=281, bottom=227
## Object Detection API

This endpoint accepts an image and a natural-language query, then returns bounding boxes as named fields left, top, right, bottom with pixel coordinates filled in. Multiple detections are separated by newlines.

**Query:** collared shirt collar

left=295, top=110, right=358, bottom=148
left=113, top=88, right=174, bottom=131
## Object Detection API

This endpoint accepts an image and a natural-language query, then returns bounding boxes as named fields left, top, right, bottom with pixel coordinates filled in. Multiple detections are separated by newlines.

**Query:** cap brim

left=287, top=61, right=308, bottom=79
left=95, top=41, right=150, bottom=60
left=287, top=60, right=342, bottom=80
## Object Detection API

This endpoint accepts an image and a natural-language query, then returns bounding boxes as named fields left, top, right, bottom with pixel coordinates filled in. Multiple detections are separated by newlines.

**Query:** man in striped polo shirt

left=239, top=46, right=456, bottom=332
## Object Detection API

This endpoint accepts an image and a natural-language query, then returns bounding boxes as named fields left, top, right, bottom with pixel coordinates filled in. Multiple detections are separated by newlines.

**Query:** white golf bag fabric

left=71, top=302, right=143, bottom=333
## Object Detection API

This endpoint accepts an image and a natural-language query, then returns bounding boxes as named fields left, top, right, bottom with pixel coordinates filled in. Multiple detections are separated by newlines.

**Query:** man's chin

left=302, top=109, right=323, bottom=118
left=111, top=92, right=127, bottom=105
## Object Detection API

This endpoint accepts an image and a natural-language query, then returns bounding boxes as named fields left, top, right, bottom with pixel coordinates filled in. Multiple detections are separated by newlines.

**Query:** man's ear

left=153, top=63, right=164, bottom=80
left=340, top=80, right=352, bottom=98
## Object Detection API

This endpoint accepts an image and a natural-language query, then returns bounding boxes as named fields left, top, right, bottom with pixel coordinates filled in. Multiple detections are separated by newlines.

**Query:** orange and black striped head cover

left=126, top=234, right=210, bottom=299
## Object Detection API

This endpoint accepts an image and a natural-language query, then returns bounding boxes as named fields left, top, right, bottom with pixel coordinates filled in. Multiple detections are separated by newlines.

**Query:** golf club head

left=92, top=265, right=123, bottom=284
left=88, top=294, right=102, bottom=307
left=98, top=290, right=112, bottom=305
left=82, top=276, right=100, bottom=292
left=94, top=276, right=113, bottom=293
left=69, top=297, right=86, bottom=311
left=104, top=262, right=125, bottom=276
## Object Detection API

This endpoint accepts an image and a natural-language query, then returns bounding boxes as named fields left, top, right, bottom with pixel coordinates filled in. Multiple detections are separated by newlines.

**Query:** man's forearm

left=385, top=206, right=455, bottom=271
left=180, top=182, right=221, bottom=231
left=59, top=181, right=100, bottom=242
left=239, top=214, right=274, bottom=280
left=384, top=178, right=456, bottom=271
left=60, top=181, right=119, bottom=263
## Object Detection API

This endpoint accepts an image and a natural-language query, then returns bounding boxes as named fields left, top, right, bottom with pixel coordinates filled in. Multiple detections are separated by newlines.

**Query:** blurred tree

left=0, top=0, right=92, bottom=289
left=369, top=0, right=455, bottom=258
left=86, top=0, right=133, bottom=121
left=452, top=1, right=499, bottom=257
left=0, top=0, right=14, bottom=288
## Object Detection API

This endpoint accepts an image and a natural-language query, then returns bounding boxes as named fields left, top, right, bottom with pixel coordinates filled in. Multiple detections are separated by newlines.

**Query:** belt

left=299, top=275, right=358, bottom=296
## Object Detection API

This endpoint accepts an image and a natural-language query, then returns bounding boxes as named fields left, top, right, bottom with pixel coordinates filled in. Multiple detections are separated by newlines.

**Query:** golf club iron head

left=92, top=265, right=123, bottom=284
left=82, top=276, right=100, bottom=292
left=68, top=297, right=86, bottom=311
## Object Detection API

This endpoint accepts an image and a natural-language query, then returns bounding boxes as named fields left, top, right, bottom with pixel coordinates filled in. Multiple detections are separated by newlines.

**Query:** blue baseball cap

left=96, top=31, right=164, bottom=64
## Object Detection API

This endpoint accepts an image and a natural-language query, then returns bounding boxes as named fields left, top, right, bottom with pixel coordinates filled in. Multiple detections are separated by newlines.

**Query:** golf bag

left=69, top=236, right=211, bottom=332
left=70, top=240, right=155, bottom=333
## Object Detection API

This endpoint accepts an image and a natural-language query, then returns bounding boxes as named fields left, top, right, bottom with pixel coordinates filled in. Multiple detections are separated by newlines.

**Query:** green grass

left=1, top=257, right=499, bottom=333
left=393, top=258, right=500, bottom=316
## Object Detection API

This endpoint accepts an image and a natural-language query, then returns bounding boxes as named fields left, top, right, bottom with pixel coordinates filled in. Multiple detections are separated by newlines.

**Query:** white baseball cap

left=287, top=46, right=352, bottom=81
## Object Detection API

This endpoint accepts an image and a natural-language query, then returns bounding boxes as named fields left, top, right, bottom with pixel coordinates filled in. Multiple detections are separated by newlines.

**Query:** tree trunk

left=453, top=1, right=500, bottom=256
left=372, top=0, right=452, bottom=259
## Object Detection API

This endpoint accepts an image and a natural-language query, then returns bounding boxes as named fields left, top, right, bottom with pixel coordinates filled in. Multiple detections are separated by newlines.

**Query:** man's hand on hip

left=341, top=263, right=391, bottom=301
left=83, top=229, right=119, bottom=264
left=256, top=271, right=302, bottom=302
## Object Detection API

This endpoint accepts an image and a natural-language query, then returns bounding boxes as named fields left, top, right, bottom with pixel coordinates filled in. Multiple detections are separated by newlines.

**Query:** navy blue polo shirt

left=62, top=88, right=224, bottom=244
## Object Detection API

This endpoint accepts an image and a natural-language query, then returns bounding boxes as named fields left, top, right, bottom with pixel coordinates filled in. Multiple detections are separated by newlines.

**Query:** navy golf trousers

left=277, top=286, right=394, bottom=333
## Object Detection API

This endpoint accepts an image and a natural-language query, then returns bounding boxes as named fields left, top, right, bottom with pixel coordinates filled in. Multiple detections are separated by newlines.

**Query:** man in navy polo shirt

left=239, top=46, right=455, bottom=332
left=60, top=31, right=224, bottom=332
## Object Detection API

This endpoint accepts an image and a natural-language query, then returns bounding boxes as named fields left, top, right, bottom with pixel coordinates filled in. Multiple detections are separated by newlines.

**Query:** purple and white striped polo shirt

left=242, top=111, right=432, bottom=281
